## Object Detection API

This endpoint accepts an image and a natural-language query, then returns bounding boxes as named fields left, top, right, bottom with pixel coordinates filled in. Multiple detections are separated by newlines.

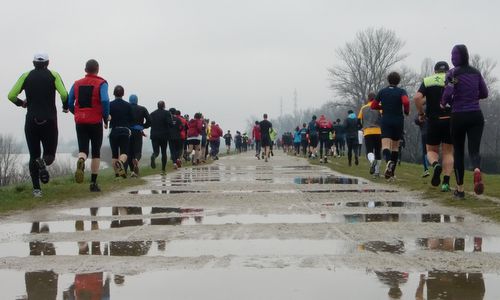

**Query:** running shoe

left=256, top=154, right=260, bottom=160
left=75, top=157, right=85, bottom=184
left=150, top=155, right=156, bottom=169
left=271, top=151, right=274, bottom=157
left=441, top=183, right=451, bottom=192
left=265, top=157, right=268, bottom=163
left=473, top=169, right=484, bottom=195
left=453, top=189, right=465, bottom=199
left=354, top=157, right=359, bottom=166
left=176, top=159, right=182, bottom=168
left=131, top=172, right=138, bottom=178
left=323, top=157, right=328, bottom=164
left=115, top=161, right=127, bottom=178
left=32, top=189, right=43, bottom=198
left=369, top=161, right=377, bottom=175
left=431, top=164, right=442, bottom=187
left=36, top=158, right=50, bottom=184
left=89, top=183, right=101, bottom=192
left=373, top=173, right=380, bottom=179
left=384, top=161, right=394, bottom=179
left=132, top=159, right=140, bottom=176
left=422, top=170, right=430, bottom=178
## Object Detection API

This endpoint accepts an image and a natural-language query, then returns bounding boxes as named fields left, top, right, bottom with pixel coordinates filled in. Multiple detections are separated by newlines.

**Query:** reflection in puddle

left=0, top=213, right=467, bottom=240
left=322, top=201, right=427, bottom=208
left=129, top=190, right=206, bottom=195
left=62, top=206, right=204, bottom=217
left=294, top=176, right=360, bottom=184
left=0, top=268, right=495, bottom=299
left=304, top=189, right=398, bottom=193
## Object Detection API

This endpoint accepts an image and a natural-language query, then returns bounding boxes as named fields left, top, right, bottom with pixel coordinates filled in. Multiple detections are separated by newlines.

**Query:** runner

left=358, top=93, right=382, bottom=177
left=209, top=121, right=223, bottom=160
left=371, top=71, right=410, bottom=180
left=127, top=94, right=151, bottom=177
left=223, top=130, right=232, bottom=154
left=242, top=132, right=249, bottom=152
left=414, top=117, right=430, bottom=178
left=357, top=129, right=364, bottom=158
left=68, top=59, right=109, bottom=192
left=200, top=117, right=209, bottom=163
left=333, top=119, right=345, bottom=157
left=177, top=111, right=188, bottom=162
left=149, top=101, right=173, bottom=174
left=187, top=113, right=204, bottom=165
left=259, top=114, right=273, bottom=162
left=307, top=115, right=319, bottom=158
left=344, top=110, right=360, bottom=166
left=317, top=114, right=333, bottom=163
left=252, top=121, right=261, bottom=159
left=269, top=128, right=277, bottom=156
left=8, top=53, right=68, bottom=197
left=299, top=123, right=308, bottom=156
left=441, top=45, right=489, bottom=198
left=108, top=85, right=133, bottom=179
left=293, top=126, right=301, bottom=155
left=168, top=108, right=184, bottom=169
left=235, top=131, right=243, bottom=153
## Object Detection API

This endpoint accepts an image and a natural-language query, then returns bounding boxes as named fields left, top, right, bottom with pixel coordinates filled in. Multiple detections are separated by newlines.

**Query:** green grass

left=0, top=153, right=225, bottom=214
left=309, top=155, right=500, bottom=222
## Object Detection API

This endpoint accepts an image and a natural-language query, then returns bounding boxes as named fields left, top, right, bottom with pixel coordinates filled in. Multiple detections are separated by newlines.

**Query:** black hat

left=434, top=61, right=450, bottom=72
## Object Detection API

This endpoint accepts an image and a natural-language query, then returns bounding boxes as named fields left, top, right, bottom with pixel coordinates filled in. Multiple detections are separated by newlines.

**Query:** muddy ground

left=1, top=152, right=499, bottom=299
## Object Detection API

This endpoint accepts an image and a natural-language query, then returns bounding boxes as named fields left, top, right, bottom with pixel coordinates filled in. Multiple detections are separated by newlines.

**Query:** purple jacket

left=441, top=45, right=488, bottom=113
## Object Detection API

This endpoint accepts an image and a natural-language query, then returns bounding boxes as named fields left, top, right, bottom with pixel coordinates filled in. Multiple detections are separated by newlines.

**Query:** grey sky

left=1, top=0, right=498, bottom=142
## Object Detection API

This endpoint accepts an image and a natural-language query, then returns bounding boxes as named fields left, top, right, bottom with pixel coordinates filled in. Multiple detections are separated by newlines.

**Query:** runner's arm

left=68, top=85, right=75, bottom=114
left=51, top=71, right=68, bottom=110
left=441, top=70, right=454, bottom=107
left=7, top=72, right=30, bottom=107
left=402, top=94, right=410, bottom=116
left=100, top=82, right=110, bottom=125
left=143, top=108, right=152, bottom=129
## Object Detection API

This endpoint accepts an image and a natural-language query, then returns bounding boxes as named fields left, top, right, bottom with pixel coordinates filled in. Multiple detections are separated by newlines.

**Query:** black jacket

left=149, top=109, right=173, bottom=140
left=130, top=104, right=151, bottom=130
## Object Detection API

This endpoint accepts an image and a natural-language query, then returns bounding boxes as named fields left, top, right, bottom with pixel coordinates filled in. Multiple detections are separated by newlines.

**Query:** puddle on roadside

left=61, top=207, right=204, bottom=217
left=304, top=189, right=398, bottom=193
left=129, top=190, right=207, bottom=195
left=1, top=268, right=496, bottom=300
left=294, top=176, right=362, bottom=184
left=0, top=212, right=467, bottom=240
left=322, top=201, right=427, bottom=208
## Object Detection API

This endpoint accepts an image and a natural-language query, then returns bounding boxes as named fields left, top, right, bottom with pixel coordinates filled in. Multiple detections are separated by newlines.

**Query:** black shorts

left=426, top=118, right=452, bottom=145
left=187, top=139, right=201, bottom=146
left=381, top=118, right=404, bottom=141
left=261, top=135, right=271, bottom=147
left=76, top=123, right=103, bottom=158
left=309, top=134, right=319, bottom=147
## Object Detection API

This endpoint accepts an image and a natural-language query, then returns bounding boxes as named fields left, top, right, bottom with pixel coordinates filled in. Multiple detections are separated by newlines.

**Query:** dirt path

left=1, top=152, right=499, bottom=299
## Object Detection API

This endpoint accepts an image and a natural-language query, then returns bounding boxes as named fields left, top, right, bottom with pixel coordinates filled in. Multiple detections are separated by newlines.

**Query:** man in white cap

left=8, top=53, right=68, bottom=197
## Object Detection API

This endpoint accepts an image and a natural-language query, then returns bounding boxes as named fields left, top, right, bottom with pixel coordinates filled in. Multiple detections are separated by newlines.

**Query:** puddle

left=294, top=176, right=361, bottom=184
left=322, top=201, right=427, bottom=208
left=304, top=189, right=398, bottom=193
left=0, top=213, right=467, bottom=241
left=61, top=207, right=204, bottom=217
left=1, top=236, right=498, bottom=259
left=0, top=268, right=498, bottom=299
left=129, top=190, right=207, bottom=195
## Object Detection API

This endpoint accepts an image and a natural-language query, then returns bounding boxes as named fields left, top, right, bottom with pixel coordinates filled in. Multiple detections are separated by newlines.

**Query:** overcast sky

left=1, top=0, right=498, bottom=143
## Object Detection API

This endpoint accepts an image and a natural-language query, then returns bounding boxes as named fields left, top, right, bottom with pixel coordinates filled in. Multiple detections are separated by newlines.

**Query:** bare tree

left=328, top=27, right=408, bottom=108
left=0, top=135, right=21, bottom=186
left=420, top=57, right=435, bottom=77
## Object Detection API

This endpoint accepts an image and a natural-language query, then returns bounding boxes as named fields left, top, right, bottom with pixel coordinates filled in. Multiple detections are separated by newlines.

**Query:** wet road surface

left=1, top=152, right=500, bottom=299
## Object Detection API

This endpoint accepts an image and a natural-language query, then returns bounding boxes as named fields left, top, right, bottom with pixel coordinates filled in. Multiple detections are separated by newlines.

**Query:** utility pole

left=293, top=89, right=298, bottom=115
left=280, top=97, right=283, bottom=117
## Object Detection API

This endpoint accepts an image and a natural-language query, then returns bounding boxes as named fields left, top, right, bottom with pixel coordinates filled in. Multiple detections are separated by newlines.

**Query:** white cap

left=33, top=53, right=49, bottom=62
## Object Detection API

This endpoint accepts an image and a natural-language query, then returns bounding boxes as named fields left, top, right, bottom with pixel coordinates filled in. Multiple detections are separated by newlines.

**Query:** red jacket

left=318, top=116, right=332, bottom=131
left=73, top=74, right=107, bottom=124
left=187, top=118, right=203, bottom=137
left=179, top=116, right=188, bottom=140
left=209, top=124, right=223, bottom=141
left=252, top=125, right=261, bottom=141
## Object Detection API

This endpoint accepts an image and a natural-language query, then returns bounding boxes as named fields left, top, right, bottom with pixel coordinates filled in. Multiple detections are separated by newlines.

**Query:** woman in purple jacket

left=441, top=44, right=488, bottom=198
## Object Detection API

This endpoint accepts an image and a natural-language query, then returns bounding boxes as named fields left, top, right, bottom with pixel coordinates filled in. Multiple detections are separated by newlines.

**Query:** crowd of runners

left=281, top=44, right=489, bottom=199
left=8, top=44, right=489, bottom=200
left=8, top=57, right=227, bottom=197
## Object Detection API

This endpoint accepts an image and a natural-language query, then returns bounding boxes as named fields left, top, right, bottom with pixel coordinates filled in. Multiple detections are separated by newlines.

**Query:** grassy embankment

left=312, top=156, right=500, bottom=222
left=0, top=152, right=228, bottom=214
